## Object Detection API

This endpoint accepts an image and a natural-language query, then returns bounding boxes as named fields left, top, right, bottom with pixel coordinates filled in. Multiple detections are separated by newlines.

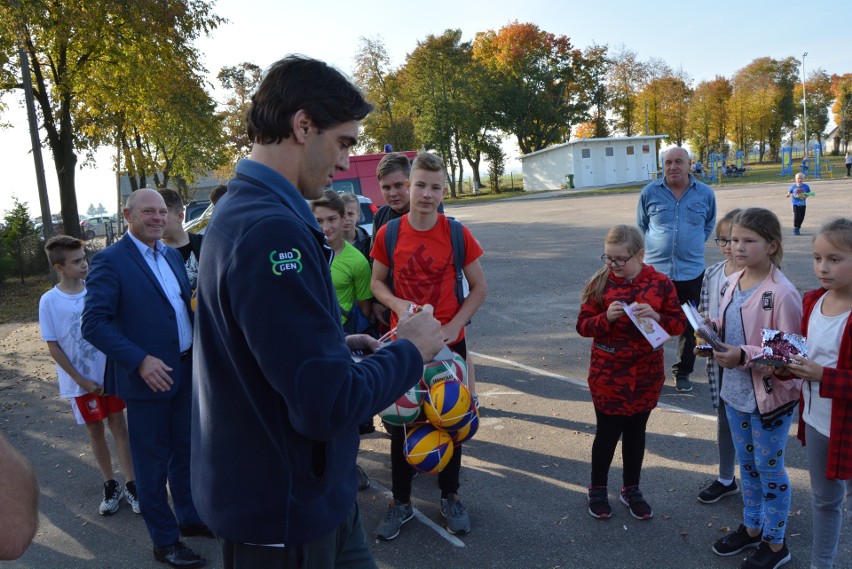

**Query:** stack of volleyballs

left=378, top=352, right=479, bottom=474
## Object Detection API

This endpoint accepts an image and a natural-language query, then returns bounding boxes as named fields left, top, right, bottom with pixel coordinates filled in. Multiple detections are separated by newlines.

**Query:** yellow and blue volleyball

left=450, top=406, right=479, bottom=444
left=423, top=379, right=472, bottom=429
left=422, top=353, right=468, bottom=387
left=403, top=424, right=454, bottom=474
left=378, top=385, right=423, bottom=426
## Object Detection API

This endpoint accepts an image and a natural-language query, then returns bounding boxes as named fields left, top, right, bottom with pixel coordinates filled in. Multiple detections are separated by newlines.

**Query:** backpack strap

left=384, top=217, right=401, bottom=295
left=448, top=218, right=466, bottom=306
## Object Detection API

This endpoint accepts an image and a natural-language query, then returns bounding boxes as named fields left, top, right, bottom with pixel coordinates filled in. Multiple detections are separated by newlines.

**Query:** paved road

left=2, top=176, right=850, bottom=568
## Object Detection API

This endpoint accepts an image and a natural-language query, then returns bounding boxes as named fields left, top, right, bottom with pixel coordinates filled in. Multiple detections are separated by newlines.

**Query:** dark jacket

left=192, top=159, right=424, bottom=545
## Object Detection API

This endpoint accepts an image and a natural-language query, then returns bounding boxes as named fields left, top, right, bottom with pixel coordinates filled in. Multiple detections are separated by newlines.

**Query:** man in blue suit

left=83, top=188, right=209, bottom=568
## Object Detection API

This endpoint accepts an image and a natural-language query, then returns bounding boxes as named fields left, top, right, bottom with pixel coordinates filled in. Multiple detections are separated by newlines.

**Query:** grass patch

left=0, top=274, right=52, bottom=324
left=444, top=189, right=527, bottom=205
left=699, top=159, right=842, bottom=187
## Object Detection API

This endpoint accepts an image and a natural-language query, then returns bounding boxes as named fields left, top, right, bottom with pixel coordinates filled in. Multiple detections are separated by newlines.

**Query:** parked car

left=80, top=215, right=117, bottom=240
left=182, top=195, right=376, bottom=237
left=185, top=200, right=210, bottom=223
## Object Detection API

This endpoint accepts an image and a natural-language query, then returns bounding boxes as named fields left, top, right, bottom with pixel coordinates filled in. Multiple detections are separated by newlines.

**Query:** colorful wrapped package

left=750, top=328, right=808, bottom=366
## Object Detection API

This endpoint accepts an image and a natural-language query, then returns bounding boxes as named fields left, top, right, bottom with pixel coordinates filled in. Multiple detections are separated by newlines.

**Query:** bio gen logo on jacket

left=269, top=249, right=303, bottom=275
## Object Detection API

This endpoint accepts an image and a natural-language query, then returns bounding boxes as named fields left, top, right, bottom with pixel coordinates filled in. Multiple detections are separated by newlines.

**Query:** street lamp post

left=802, top=52, right=808, bottom=159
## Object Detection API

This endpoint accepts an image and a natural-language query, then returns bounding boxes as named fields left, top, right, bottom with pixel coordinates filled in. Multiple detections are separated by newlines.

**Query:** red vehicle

left=332, top=151, right=417, bottom=206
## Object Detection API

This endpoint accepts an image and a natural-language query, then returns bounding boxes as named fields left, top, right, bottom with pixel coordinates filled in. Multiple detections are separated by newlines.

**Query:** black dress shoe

left=179, top=522, right=215, bottom=538
left=153, top=541, right=206, bottom=568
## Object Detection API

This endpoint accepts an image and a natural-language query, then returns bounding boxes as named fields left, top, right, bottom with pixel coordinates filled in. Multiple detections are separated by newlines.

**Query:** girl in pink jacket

left=709, top=208, right=803, bottom=569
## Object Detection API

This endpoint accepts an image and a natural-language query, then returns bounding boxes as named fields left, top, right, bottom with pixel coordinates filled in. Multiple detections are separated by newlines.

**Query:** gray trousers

left=805, top=423, right=851, bottom=569
left=717, top=399, right=737, bottom=481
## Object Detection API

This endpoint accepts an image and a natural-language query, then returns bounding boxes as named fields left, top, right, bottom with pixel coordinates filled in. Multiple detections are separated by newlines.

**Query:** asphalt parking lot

left=2, top=175, right=850, bottom=568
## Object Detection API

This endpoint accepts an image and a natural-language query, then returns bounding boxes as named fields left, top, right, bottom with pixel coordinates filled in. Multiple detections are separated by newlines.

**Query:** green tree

left=793, top=68, right=832, bottom=149
left=607, top=46, right=648, bottom=137
left=1, top=197, right=38, bottom=283
left=485, top=142, right=506, bottom=193
left=583, top=43, right=610, bottom=138
left=830, top=73, right=852, bottom=153
left=353, top=37, right=416, bottom=153
left=86, top=204, right=97, bottom=217
left=472, top=21, right=593, bottom=154
left=217, top=62, right=262, bottom=168
left=0, top=1, right=223, bottom=237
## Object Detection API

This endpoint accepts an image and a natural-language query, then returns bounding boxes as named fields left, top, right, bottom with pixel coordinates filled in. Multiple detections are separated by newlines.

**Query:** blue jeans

left=725, top=404, right=797, bottom=544
left=805, top=423, right=852, bottom=569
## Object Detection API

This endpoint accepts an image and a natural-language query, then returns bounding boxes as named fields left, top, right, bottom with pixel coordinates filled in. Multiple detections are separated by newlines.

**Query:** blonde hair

left=581, top=225, right=644, bottom=304
left=716, top=208, right=741, bottom=236
left=816, top=218, right=852, bottom=252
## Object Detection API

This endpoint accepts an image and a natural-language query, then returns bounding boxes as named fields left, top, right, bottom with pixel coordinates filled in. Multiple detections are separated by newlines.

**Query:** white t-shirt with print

left=38, top=286, right=107, bottom=398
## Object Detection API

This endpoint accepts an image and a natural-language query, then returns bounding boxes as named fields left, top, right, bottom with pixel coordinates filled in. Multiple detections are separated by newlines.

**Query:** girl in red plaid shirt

left=786, top=218, right=852, bottom=569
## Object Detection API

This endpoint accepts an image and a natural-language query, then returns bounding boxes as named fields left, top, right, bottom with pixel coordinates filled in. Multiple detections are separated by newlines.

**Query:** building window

left=626, top=146, right=635, bottom=156
left=605, top=147, right=614, bottom=157
left=581, top=149, right=591, bottom=159
left=642, top=144, right=650, bottom=154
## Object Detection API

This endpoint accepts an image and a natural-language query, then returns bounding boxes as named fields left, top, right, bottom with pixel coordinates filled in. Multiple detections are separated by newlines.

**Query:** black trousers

left=793, top=205, right=806, bottom=230
left=591, top=409, right=652, bottom=488
left=672, top=273, right=704, bottom=378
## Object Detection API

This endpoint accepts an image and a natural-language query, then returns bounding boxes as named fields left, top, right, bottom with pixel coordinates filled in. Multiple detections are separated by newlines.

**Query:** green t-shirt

left=331, top=242, right=373, bottom=323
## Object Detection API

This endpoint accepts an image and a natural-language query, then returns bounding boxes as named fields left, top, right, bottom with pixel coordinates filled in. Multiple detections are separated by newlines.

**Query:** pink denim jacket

left=714, top=266, right=803, bottom=416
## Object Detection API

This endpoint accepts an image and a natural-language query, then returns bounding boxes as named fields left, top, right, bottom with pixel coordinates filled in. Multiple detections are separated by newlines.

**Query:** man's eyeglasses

left=601, top=254, right=634, bottom=267
left=714, top=238, right=731, bottom=247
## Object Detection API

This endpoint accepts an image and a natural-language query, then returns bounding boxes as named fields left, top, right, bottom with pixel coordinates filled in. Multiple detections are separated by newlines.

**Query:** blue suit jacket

left=82, top=234, right=192, bottom=400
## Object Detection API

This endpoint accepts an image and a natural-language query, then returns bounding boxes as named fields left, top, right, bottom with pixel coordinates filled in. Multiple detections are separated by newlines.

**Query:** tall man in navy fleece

left=637, top=147, right=716, bottom=393
left=191, top=55, right=444, bottom=569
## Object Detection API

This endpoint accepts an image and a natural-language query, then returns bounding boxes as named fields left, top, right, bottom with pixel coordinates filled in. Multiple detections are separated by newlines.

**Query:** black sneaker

left=712, top=524, right=762, bottom=556
left=741, top=541, right=791, bottom=569
left=587, top=486, right=612, bottom=519
left=620, top=485, right=652, bottom=520
left=675, top=376, right=693, bottom=392
left=698, top=479, right=740, bottom=504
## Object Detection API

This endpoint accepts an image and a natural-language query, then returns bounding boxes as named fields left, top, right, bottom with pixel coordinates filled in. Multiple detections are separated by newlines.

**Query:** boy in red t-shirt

left=370, top=151, right=487, bottom=540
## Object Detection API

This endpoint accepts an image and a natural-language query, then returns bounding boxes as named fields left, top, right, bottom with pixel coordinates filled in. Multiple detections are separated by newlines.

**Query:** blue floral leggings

left=725, top=404, right=797, bottom=544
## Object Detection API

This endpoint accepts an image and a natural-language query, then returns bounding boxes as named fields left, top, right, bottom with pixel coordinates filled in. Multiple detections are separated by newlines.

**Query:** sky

left=1, top=0, right=849, bottom=216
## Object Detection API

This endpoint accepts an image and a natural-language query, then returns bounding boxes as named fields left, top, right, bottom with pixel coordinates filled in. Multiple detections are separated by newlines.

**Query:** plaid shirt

left=797, top=288, right=852, bottom=480
left=698, top=260, right=730, bottom=408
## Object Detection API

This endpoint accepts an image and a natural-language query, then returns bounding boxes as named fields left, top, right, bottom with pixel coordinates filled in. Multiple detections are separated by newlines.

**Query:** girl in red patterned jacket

left=577, top=225, right=686, bottom=521
left=785, top=218, right=852, bottom=569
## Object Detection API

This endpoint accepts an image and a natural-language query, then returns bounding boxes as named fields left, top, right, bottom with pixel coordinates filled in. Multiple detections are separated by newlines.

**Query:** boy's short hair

left=376, top=152, right=412, bottom=181
left=411, top=151, right=445, bottom=178
left=247, top=55, right=373, bottom=145
left=44, top=235, right=85, bottom=266
left=338, top=192, right=359, bottom=209
left=209, top=185, right=227, bottom=205
left=311, top=189, right=346, bottom=216
left=158, top=188, right=184, bottom=211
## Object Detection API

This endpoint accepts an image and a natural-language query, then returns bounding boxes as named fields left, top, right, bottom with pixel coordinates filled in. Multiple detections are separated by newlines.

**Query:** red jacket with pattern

left=797, top=288, right=852, bottom=480
left=576, top=264, right=687, bottom=415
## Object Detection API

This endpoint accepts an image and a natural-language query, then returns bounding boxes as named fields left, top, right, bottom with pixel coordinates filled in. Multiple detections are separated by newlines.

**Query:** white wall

left=521, top=145, right=572, bottom=191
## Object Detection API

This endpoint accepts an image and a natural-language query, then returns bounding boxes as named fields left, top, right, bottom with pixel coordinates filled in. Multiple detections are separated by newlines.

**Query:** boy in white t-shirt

left=38, top=236, right=139, bottom=516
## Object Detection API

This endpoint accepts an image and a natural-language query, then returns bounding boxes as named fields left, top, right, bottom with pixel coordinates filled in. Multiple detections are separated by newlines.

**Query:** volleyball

left=378, top=385, right=423, bottom=426
left=423, top=380, right=472, bottom=429
left=451, top=406, right=479, bottom=444
left=403, top=424, right=454, bottom=474
left=422, top=353, right=467, bottom=387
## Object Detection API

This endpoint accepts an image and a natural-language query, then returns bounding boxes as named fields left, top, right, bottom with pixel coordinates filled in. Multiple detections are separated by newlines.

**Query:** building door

left=625, top=145, right=635, bottom=181
left=580, top=147, right=594, bottom=187
left=604, top=146, right=617, bottom=184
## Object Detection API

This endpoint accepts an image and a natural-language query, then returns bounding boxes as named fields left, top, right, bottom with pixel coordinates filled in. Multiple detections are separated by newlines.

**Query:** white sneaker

left=99, top=480, right=123, bottom=515
left=124, top=481, right=141, bottom=514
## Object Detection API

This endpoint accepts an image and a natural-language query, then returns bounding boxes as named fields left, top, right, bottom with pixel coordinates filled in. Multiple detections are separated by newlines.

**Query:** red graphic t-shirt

left=372, top=214, right=483, bottom=343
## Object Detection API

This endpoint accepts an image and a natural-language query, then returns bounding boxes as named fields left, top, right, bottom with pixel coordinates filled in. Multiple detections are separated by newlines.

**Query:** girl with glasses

left=577, top=225, right=686, bottom=521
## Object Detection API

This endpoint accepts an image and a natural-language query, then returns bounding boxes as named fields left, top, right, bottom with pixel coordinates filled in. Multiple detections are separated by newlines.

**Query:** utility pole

left=802, top=52, right=808, bottom=159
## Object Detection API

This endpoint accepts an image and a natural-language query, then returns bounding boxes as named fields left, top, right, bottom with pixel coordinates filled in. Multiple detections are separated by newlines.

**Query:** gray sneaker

left=375, top=500, right=413, bottom=541
left=675, top=376, right=693, bottom=392
left=440, top=494, right=470, bottom=535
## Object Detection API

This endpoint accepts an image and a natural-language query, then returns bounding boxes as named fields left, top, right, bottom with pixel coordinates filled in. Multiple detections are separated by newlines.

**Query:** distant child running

left=371, top=151, right=487, bottom=539
left=786, top=173, right=814, bottom=235
left=577, top=225, right=686, bottom=521
left=785, top=218, right=852, bottom=569
left=696, top=209, right=743, bottom=504
left=710, top=208, right=802, bottom=569
left=38, top=236, right=139, bottom=516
